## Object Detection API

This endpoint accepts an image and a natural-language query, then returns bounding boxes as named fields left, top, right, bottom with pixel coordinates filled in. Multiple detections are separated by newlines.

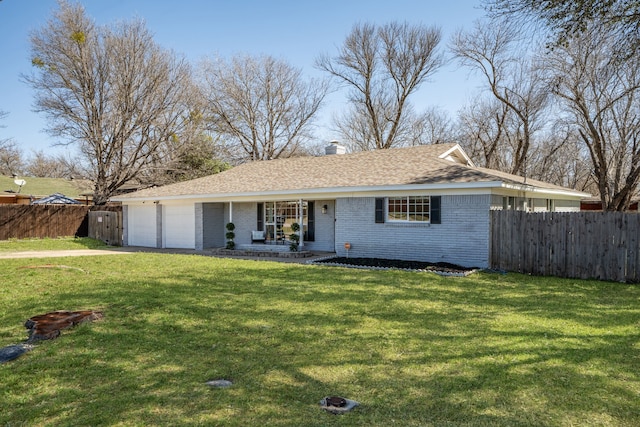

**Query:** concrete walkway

left=0, top=248, right=136, bottom=259
left=0, top=247, right=334, bottom=264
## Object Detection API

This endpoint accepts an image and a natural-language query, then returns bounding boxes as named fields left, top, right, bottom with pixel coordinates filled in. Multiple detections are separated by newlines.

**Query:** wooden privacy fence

left=0, top=205, right=91, bottom=240
left=490, top=210, right=640, bottom=282
left=0, top=204, right=122, bottom=244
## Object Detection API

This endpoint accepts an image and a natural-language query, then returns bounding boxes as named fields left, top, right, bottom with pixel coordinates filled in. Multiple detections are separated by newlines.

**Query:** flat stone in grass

left=319, top=396, right=360, bottom=414
left=206, top=379, right=233, bottom=388
left=0, top=344, right=34, bottom=363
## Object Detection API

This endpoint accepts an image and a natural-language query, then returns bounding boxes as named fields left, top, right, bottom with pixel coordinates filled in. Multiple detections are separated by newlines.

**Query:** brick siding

left=334, top=195, right=491, bottom=268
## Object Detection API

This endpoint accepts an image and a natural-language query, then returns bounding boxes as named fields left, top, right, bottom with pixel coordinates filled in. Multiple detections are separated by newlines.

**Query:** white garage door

left=163, top=204, right=195, bottom=249
left=128, top=205, right=157, bottom=247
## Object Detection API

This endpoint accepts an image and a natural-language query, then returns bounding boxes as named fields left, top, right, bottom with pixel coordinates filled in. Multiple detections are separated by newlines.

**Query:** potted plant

left=225, top=222, right=235, bottom=250
left=289, top=222, right=300, bottom=252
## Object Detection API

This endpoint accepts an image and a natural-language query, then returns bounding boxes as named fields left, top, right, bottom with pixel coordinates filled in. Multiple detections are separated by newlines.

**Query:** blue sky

left=0, top=0, right=487, bottom=157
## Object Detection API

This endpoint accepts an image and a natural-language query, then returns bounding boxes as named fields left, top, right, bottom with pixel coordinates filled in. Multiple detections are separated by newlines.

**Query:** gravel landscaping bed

left=312, top=257, right=478, bottom=276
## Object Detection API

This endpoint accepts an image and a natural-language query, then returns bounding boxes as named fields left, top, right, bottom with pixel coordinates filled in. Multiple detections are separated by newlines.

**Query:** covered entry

left=257, top=200, right=314, bottom=245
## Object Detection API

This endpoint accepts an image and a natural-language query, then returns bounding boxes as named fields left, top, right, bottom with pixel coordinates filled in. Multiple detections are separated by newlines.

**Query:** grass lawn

left=0, top=237, right=107, bottom=252
left=0, top=175, right=92, bottom=198
left=0, top=239, right=639, bottom=426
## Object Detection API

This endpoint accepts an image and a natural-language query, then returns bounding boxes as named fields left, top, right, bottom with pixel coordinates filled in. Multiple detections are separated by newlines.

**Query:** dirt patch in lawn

left=1, top=310, right=104, bottom=364
left=312, top=257, right=478, bottom=275
left=25, top=310, right=104, bottom=343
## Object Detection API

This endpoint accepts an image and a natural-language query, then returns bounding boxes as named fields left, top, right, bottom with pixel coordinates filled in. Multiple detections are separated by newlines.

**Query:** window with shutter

left=383, top=195, right=441, bottom=224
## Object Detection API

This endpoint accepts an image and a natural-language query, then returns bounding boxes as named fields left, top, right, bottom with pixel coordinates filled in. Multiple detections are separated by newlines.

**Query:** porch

left=212, top=244, right=322, bottom=259
left=238, top=242, right=293, bottom=252
left=198, top=200, right=335, bottom=253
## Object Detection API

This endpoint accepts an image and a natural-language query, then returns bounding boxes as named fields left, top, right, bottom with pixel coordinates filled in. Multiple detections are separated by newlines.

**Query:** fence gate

left=88, top=210, right=122, bottom=246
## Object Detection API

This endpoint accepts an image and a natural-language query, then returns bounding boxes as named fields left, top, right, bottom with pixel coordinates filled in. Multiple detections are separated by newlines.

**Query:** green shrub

left=225, top=222, right=235, bottom=249
left=289, top=222, right=300, bottom=252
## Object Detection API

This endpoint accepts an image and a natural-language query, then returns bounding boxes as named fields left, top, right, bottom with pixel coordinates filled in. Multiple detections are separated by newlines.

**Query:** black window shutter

left=430, top=196, right=441, bottom=224
left=375, top=198, right=385, bottom=223
left=257, top=203, right=264, bottom=231
left=306, top=201, right=315, bottom=241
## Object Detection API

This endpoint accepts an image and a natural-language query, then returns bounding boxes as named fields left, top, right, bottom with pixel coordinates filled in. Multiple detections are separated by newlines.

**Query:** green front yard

left=0, top=237, right=107, bottom=252
left=1, top=239, right=639, bottom=426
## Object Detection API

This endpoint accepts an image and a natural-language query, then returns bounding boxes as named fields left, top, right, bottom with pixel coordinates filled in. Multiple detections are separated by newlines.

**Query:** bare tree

left=22, top=149, right=90, bottom=179
left=526, top=122, right=594, bottom=191
left=451, top=19, right=550, bottom=176
left=408, top=107, right=456, bottom=146
left=24, top=150, right=68, bottom=178
left=456, top=97, right=510, bottom=171
left=455, top=96, right=592, bottom=190
left=137, top=131, right=230, bottom=185
left=200, top=54, right=328, bottom=162
left=546, top=23, right=640, bottom=210
left=0, top=141, right=23, bottom=177
left=485, top=0, right=640, bottom=53
left=130, top=96, right=231, bottom=186
left=23, top=1, right=193, bottom=204
left=317, top=22, right=444, bottom=150
left=0, top=110, right=24, bottom=175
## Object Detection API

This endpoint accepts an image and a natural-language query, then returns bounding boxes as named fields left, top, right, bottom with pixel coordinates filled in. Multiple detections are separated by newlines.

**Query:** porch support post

left=299, top=198, right=304, bottom=247
left=229, top=201, right=233, bottom=223
left=155, top=202, right=163, bottom=248
left=194, top=203, right=204, bottom=251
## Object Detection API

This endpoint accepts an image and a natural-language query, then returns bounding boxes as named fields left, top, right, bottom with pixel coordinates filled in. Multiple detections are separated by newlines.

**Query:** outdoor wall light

left=322, top=204, right=328, bottom=214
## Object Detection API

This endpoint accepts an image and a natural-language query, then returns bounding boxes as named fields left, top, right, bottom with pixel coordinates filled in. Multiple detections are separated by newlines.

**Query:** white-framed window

left=387, top=196, right=431, bottom=222
left=260, top=200, right=314, bottom=242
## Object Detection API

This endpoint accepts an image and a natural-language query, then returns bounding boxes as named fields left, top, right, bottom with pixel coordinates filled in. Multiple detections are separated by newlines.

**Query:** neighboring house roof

left=31, top=193, right=81, bottom=205
left=113, top=143, right=590, bottom=202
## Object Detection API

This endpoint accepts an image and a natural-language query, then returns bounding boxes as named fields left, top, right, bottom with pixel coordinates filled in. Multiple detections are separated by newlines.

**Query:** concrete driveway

left=0, top=247, right=334, bottom=264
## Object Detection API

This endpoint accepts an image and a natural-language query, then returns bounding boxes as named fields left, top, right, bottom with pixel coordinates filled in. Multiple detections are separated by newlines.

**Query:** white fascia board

left=114, top=181, right=590, bottom=204
left=500, top=183, right=591, bottom=199
left=115, top=181, right=505, bottom=204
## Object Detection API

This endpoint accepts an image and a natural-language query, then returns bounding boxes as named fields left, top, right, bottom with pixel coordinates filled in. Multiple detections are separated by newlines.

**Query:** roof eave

left=113, top=181, right=508, bottom=203
left=501, top=182, right=591, bottom=199
left=113, top=180, right=589, bottom=203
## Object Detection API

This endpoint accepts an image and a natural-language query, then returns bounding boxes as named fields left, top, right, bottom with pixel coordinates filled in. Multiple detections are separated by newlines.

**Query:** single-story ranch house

left=112, top=142, right=590, bottom=268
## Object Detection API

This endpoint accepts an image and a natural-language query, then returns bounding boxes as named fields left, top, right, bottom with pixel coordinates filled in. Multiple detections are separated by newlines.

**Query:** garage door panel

left=128, top=205, right=156, bottom=247
left=163, top=204, right=195, bottom=249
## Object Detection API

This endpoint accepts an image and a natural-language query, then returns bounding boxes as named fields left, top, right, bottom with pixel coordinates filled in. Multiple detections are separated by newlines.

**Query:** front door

left=261, top=201, right=311, bottom=244
left=264, top=202, right=286, bottom=243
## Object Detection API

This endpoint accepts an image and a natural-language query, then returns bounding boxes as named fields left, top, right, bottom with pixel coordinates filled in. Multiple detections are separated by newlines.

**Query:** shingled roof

left=114, top=143, right=588, bottom=201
